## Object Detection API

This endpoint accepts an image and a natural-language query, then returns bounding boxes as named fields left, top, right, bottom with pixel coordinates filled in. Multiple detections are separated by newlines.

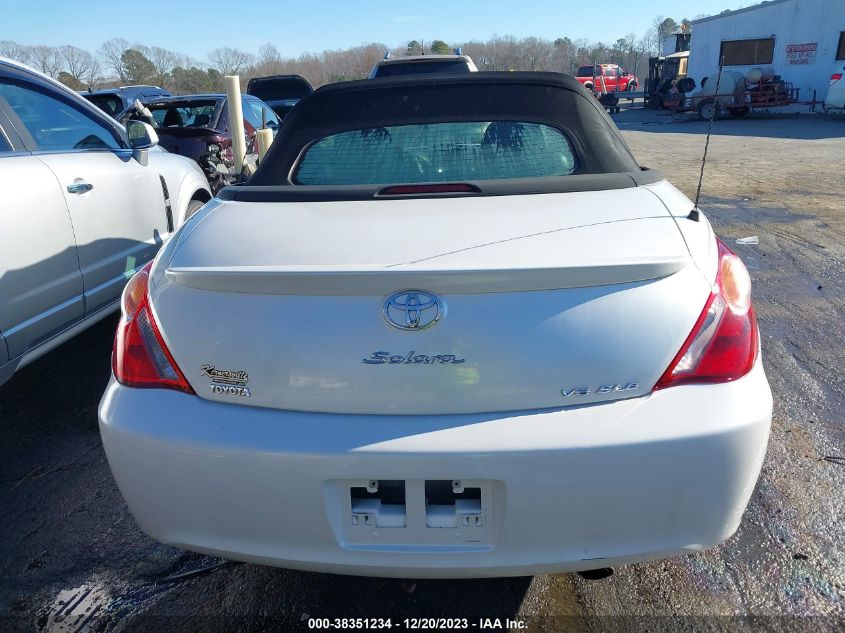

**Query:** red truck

left=575, top=64, right=639, bottom=93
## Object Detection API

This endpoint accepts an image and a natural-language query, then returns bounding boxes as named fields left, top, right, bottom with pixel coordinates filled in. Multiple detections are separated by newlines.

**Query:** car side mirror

left=622, top=70, right=629, bottom=77
left=127, top=120, right=158, bottom=165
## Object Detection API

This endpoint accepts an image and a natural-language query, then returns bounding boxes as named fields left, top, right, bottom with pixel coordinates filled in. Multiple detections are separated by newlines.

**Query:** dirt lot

left=1, top=110, right=844, bottom=632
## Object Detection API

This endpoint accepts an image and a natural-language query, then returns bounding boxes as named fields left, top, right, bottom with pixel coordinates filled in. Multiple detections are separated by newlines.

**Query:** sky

left=2, top=0, right=746, bottom=61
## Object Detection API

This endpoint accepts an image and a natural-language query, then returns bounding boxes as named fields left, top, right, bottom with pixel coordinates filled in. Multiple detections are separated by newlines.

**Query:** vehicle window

left=374, top=61, right=470, bottom=77
left=837, top=32, right=845, bottom=61
left=85, top=94, right=124, bottom=116
left=263, top=106, right=281, bottom=128
left=295, top=121, right=577, bottom=185
left=576, top=66, right=597, bottom=78
left=243, top=98, right=280, bottom=129
left=0, top=80, right=122, bottom=151
left=145, top=100, right=218, bottom=128
left=0, top=127, right=11, bottom=152
left=243, top=98, right=263, bottom=129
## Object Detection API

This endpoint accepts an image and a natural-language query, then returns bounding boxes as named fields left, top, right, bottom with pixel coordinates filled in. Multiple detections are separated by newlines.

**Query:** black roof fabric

left=250, top=72, right=640, bottom=186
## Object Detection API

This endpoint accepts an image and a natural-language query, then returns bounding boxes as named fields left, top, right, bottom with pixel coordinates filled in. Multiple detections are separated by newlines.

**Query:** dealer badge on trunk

left=201, top=364, right=251, bottom=398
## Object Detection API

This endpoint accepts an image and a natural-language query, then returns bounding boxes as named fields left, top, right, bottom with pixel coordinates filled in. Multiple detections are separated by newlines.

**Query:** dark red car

left=119, top=93, right=280, bottom=192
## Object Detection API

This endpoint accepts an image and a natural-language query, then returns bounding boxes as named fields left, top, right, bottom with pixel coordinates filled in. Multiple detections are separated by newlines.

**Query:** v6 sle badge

left=561, top=382, right=639, bottom=398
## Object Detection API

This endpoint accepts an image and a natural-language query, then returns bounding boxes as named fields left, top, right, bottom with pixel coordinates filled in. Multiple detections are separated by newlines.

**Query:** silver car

left=0, top=58, right=211, bottom=386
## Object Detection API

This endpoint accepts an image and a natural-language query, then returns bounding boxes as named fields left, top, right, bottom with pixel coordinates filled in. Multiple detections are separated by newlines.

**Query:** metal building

left=687, top=0, right=845, bottom=107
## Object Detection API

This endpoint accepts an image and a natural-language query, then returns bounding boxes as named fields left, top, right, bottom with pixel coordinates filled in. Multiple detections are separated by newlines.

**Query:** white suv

left=0, top=58, right=211, bottom=386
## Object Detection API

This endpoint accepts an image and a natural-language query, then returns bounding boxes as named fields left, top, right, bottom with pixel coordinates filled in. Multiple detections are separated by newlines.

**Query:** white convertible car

left=99, top=73, right=772, bottom=578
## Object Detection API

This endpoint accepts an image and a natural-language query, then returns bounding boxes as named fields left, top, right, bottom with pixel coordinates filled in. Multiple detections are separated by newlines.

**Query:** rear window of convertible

left=293, top=121, right=578, bottom=185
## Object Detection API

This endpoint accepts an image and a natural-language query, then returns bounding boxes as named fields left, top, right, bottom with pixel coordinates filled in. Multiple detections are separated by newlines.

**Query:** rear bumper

left=99, top=361, right=771, bottom=578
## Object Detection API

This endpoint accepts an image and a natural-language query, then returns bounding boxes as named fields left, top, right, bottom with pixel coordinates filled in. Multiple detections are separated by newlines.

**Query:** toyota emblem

left=382, top=290, right=445, bottom=331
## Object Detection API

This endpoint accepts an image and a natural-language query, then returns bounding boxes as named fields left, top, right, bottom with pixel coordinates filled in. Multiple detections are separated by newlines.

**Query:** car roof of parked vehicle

left=376, top=54, right=472, bottom=65
left=133, top=94, right=270, bottom=105
left=141, top=94, right=227, bottom=102
left=238, top=72, right=648, bottom=196
left=84, top=85, right=169, bottom=94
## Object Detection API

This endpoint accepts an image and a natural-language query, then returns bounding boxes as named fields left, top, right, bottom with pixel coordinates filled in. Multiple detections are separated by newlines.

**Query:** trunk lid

left=152, top=188, right=710, bottom=414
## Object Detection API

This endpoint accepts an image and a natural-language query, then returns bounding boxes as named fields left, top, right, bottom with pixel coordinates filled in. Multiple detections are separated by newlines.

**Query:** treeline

left=0, top=17, right=691, bottom=94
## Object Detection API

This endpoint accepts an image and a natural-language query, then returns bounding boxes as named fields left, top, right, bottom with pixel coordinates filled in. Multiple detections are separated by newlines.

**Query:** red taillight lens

left=655, top=240, right=759, bottom=389
left=113, top=261, right=193, bottom=393
left=831, top=73, right=843, bottom=85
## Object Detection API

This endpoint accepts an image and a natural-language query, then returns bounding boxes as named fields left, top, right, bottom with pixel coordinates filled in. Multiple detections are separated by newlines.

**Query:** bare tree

left=59, top=45, right=100, bottom=87
left=142, top=46, right=178, bottom=84
left=28, top=45, right=63, bottom=77
left=98, top=38, right=130, bottom=81
left=254, top=44, right=284, bottom=76
left=0, top=40, right=31, bottom=64
left=208, top=47, right=254, bottom=75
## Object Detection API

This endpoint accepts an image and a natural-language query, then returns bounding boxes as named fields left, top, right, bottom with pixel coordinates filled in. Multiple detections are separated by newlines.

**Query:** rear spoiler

left=166, top=256, right=688, bottom=295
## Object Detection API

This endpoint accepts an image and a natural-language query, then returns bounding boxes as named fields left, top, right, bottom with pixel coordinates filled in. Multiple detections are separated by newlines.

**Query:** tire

left=677, top=77, right=696, bottom=93
left=627, top=82, right=637, bottom=92
left=697, top=98, right=720, bottom=121
left=729, top=106, right=750, bottom=118
left=184, top=198, right=205, bottom=221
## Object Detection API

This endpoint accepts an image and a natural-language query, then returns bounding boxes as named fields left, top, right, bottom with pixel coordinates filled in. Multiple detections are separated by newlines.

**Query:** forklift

left=646, top=51, right=692, bottom=109
left=645, top=31, right=692, bottom=109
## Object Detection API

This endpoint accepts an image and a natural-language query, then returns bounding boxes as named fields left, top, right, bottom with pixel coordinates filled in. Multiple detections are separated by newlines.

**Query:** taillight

left=655, top=240, right=758, bottom=389
left=831, top=73, right=843, bottom=85
left=113, top=261, right=193, bottom=393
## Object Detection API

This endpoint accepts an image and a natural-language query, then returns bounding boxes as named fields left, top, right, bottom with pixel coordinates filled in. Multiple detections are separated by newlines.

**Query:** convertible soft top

left=249, top=73, right=642, bottom=187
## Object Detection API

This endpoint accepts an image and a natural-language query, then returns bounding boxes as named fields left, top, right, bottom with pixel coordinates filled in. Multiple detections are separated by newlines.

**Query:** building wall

left=688, top=0, right=845, bottom=107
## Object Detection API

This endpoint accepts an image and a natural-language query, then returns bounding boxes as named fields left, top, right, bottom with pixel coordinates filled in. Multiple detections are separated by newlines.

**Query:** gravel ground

left=1, top=110, right=843, bottom=633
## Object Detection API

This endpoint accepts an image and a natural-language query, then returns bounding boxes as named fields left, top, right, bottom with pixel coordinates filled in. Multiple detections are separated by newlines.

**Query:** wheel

left=729, top=106, right=750, bottom=118
left=627, top=82, right=637, bottom=92
left=677, top=77, right=696, bottom=93
left=646, top=94, right=663, bottom=109
left=184, top=198, right=205, bottom=221
left=697, top=98, right=720, bottom=121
